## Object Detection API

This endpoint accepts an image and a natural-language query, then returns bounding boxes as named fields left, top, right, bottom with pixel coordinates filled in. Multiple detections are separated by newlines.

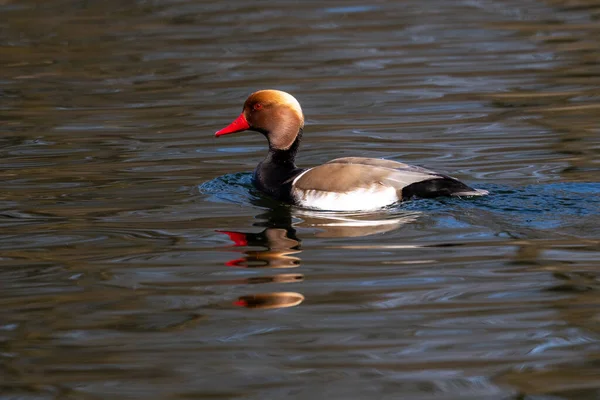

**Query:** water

left=1, top=0, right=600, bottom=398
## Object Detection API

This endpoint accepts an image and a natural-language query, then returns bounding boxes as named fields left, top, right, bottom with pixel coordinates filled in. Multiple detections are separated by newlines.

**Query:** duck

left=215, top=90, right=488, bottom=212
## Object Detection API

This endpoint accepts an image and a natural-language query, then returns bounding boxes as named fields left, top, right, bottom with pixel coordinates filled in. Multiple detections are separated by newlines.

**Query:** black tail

left=401, top=177, right=487, bottom=200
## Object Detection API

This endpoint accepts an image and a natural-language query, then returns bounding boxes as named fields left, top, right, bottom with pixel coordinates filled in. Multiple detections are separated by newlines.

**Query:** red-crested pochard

left=215, top=90, right=488, bottom=211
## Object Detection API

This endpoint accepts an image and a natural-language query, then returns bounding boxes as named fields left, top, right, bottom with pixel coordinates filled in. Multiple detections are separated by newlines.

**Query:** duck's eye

left=253, top=103, right=263, bottom=111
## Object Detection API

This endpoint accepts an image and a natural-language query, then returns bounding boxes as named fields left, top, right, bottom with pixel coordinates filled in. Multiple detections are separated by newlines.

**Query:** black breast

left=253, top=163, right=303, bottom=203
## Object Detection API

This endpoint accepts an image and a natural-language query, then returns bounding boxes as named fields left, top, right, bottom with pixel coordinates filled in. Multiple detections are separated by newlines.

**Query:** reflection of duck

left=219, top=204, right=420, bottom=309
left=219, top=203, right=421, bottom=265
left=215, top=89, right=487, bottom=212
left=218, top=205, right=303, bottom=310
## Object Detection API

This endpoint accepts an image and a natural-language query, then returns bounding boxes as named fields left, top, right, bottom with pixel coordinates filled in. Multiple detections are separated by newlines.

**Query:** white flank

left=292, top=186, right=399, bottom=212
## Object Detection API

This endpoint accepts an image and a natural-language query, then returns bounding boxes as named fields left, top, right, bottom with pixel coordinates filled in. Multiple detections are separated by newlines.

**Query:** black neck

left=253, top=129, right=304, bottom=203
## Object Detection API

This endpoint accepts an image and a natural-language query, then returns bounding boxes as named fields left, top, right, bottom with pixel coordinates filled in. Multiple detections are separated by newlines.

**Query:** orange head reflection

left=218, top=228, right=301, bottom=269
left=234, top=292, right=305, bottom=309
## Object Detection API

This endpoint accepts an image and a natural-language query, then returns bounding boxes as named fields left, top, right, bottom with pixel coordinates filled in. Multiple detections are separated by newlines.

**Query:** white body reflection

left=293, top=209, right=421, bottom=237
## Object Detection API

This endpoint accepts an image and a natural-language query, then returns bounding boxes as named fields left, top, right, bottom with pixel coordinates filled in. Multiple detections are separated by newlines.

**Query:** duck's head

left=215, top=90, right=305, bottom=151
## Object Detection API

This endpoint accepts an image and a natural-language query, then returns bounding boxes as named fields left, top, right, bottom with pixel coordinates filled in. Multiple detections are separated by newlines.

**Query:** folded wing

left=293, top=157, right=487, bottom=203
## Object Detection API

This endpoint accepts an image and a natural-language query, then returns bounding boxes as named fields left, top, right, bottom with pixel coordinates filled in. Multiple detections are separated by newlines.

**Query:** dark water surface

left=2, top=0, right=600, bottom=399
